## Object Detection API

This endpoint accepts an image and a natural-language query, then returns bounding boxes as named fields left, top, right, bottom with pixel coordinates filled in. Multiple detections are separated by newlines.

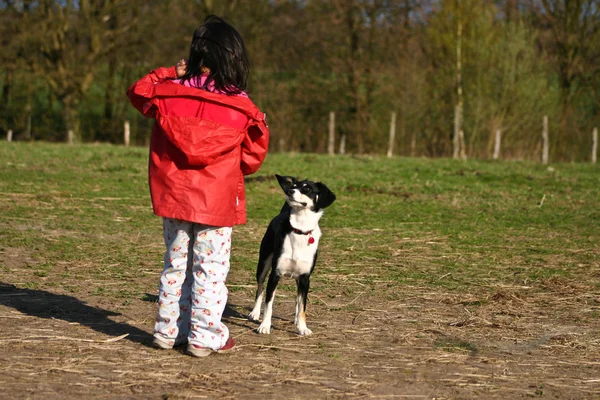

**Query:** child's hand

left=176, top=59, right=188, bottom=78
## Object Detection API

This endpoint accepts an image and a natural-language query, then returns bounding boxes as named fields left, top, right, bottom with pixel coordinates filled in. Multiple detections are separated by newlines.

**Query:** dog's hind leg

left=257, top=270, right=281, bottom=334
left=294, top=274, right=312, bottom=336
left=248, top=254, right=272, bottom=321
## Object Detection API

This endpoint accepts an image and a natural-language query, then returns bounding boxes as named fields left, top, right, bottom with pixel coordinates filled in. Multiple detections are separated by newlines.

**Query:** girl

left=127, top=15, right=269, bottom=357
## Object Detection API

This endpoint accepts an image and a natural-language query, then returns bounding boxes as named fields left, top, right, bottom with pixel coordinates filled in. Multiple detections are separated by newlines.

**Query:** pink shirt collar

left=173, top=74, right=248, bottom=98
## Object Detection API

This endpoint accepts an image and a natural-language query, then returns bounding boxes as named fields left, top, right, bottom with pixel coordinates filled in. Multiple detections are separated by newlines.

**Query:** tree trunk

left=506, top=0, right=518, bottom=23
left=100, top=1, right=118, bottom=142
left=592, top=127, right=597, bottom=164
left=453, top=3, right=463, bottom=160
left=346, top=1, right=364, bottom=154
left=0, top=68, right=13, bottom=126
left=542, top=115, right=549, bottom=164
left=100, top=55, right=117, bottom=142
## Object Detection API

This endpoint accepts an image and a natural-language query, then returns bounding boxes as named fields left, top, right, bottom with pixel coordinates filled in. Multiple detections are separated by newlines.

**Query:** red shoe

left=187, top=337, right=236, bottom=357
left=216, top=337, right=236, bottom=353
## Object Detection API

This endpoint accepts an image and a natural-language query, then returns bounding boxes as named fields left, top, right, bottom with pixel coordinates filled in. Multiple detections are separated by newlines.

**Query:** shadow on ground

left=0, top=282, right=153, bottom=346
left=1, top=283, right=253, bottom=347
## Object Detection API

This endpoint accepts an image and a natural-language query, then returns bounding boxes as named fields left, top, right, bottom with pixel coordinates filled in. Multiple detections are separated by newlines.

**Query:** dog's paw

left=297, top=326, right=313, bottom=336
left=248, top=310, right=260, bottom=322
left=256, top=323, right=271, bottom=335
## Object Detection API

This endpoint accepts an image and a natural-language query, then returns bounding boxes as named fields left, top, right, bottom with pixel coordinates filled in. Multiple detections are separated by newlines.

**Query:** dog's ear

left=314, top=182, right=336, bottom=210
left=275, top=174, right=297, bottom=192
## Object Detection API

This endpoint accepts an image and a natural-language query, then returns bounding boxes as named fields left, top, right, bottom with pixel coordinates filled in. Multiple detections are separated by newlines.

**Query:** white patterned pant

left=154, top=218, right=232, bottom=350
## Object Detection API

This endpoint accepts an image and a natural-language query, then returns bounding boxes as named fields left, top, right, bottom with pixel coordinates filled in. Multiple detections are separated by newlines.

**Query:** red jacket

left=127, top=66, right=269, bottom=226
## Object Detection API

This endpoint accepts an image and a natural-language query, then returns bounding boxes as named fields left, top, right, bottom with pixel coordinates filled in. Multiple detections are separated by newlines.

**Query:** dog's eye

left=300, top=186, right=312, bottom=195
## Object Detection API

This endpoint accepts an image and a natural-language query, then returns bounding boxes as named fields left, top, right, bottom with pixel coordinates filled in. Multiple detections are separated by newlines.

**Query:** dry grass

left=0, top=143, right=599, bottom=398
left=2, top=273, right=598, bottom=399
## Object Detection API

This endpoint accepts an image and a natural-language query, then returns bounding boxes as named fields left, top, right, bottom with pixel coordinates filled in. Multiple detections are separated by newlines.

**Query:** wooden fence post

left=387, top=112, right=397, bottom=158
left=7, top=129, right=13, bottom=142
left=453, top=106, right=461, bottom=159
left=493, top=129, right=501, bottom=160
left=26, top=113, right=32, bottom=140
left=542, top=115, right=549, bottom=164
left=328, top=111, right=335, bottom=156
left=68, top=129, right=74, bottom=145
left=124, top=120, right=130, bottom=146
left=459, top=129, right=467, bottom=160
left=339, top=134, right=346, bottom=155
left=593, top=127, right=598, bottom=164
left=278, top=137, right=285, bottom=153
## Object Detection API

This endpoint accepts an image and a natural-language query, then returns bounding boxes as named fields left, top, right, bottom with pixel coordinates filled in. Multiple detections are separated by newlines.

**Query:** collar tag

left=292, top=227, right=315, bottom=245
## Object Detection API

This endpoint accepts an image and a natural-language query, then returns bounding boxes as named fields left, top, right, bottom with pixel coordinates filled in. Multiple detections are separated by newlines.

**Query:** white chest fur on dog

left=277, top=227, right=321, bottom=278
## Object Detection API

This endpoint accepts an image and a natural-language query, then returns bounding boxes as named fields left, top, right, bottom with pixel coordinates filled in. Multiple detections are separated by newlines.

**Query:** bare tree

left=453, top=0, right=464, bottom=159
left=533, top=0, right=600, bottom=151
left=1, top=1, right=599, bottom=160
left=31, top=0, right=134, bottom=142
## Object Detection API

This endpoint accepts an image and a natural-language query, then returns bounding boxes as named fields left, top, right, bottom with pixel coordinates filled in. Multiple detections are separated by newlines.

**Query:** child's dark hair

left=181, top=15, right=249, bottom=95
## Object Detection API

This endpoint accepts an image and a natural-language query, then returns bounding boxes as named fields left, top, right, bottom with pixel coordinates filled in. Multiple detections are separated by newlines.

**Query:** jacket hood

left=153, top=81, right=266, bottom=168
left=156, top=115, right=246, bottom=167
left=153, top=81, right=266, bottom=123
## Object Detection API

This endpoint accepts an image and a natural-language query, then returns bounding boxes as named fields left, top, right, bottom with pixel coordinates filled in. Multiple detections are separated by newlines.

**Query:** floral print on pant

left=154, top=218, right=232, bottom=350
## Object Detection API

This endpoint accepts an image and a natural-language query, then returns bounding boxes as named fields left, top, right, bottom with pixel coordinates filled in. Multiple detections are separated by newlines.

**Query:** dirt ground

left=1, top=242, right=599, bottom=400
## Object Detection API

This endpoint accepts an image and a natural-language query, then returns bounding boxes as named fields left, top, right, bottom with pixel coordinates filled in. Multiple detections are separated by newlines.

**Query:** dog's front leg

left=249, top=254, right=273, bottom=322
left=295, top=274, right=312, bottom=336
left=257, top=271, right=280, bottom=334
left=248, top=288, right=263, bottom=322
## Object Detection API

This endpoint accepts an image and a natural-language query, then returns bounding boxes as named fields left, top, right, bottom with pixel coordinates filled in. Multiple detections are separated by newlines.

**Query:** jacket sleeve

left=126, top=66, right=178, bottom=118
left=241, top=118, right=270, bottom=176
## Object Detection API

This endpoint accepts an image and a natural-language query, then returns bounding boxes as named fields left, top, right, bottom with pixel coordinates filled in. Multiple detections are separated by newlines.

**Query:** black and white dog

left=248, top=174, right=336, bottom=336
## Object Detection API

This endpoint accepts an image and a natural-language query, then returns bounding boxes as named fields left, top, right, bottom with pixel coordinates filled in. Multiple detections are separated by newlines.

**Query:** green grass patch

left=435, top=337, right=479, bottom=354
left=0, top=142, right=598, bottom=297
